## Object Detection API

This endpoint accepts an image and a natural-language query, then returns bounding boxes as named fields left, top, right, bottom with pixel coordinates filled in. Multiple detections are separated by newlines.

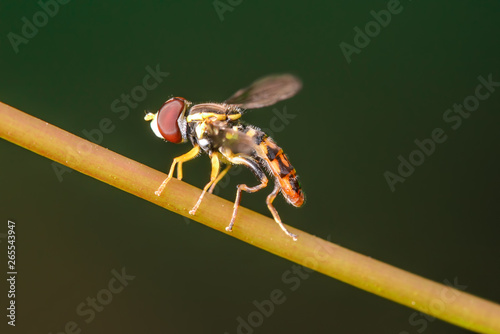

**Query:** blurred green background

left=1, top=1, right=499, bottom=333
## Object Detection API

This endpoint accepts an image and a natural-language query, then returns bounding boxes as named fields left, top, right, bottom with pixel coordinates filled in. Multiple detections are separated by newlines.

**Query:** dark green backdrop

left=1, top=1, right=499, bottom=333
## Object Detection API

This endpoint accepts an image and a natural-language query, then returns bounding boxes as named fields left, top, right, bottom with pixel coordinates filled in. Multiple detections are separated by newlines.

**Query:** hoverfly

left=144, top=74, right=304, bottom=240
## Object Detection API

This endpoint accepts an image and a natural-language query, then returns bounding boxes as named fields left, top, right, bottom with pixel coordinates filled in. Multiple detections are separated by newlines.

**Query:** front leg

left=155, top=145, right=200, bottom=196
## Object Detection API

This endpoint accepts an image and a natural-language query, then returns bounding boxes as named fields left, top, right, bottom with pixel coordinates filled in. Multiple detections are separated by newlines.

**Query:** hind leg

left=227, top=173, right=268, bottom=232
left=266, top=182, right=297, bottom=241
left=217, top=155, right=268, bottom=232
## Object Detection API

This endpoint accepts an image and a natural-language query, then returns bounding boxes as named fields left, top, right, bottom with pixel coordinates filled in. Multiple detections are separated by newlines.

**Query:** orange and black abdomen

left=257, top=135, right=304, bottom=207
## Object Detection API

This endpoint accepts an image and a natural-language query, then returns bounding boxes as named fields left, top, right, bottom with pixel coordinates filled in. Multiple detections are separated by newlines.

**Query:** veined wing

left=224, top=74, right=302, bottom=109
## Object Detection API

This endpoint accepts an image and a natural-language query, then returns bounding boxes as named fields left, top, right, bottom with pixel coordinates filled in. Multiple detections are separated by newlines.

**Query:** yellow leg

left=155, top=145, right=200, bottom=196
left=189, top=153, right=221, bottom=215
left=208, top=164, right=231, bottom=194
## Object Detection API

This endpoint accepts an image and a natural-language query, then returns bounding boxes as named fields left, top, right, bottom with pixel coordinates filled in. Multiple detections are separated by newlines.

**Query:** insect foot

left=154, top=177, right=172, bottom=196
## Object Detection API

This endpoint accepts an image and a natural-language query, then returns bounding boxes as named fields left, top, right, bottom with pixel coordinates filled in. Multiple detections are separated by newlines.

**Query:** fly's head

left=144, top=97, right=191, bottom=144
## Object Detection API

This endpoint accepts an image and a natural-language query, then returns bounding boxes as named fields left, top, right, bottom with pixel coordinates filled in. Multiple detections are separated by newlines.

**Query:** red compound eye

left=157, top=98, right=186, bottom=143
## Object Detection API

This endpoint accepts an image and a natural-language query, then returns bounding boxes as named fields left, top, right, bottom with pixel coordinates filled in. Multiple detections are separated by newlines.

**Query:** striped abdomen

left=255, top=133, right=304, bottom=207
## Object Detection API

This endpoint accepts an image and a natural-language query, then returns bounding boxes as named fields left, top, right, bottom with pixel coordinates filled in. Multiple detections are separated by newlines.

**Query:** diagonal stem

left=1, top=101, right=499, bottom=333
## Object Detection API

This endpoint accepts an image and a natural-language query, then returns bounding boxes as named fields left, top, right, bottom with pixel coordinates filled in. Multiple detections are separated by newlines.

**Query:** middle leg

left=189, top=152, right=221, bottom=215
left=208, top=164, right=232, bottom=194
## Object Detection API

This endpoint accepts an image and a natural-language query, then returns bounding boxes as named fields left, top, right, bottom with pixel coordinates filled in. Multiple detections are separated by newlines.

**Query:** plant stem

left=1, top=101, right=499, bottom=333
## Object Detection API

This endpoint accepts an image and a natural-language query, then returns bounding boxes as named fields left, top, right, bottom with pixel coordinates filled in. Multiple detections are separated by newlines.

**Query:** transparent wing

left=212, top=122, right=259, bottom=156
left=224, top=74, right=302, bottom=109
